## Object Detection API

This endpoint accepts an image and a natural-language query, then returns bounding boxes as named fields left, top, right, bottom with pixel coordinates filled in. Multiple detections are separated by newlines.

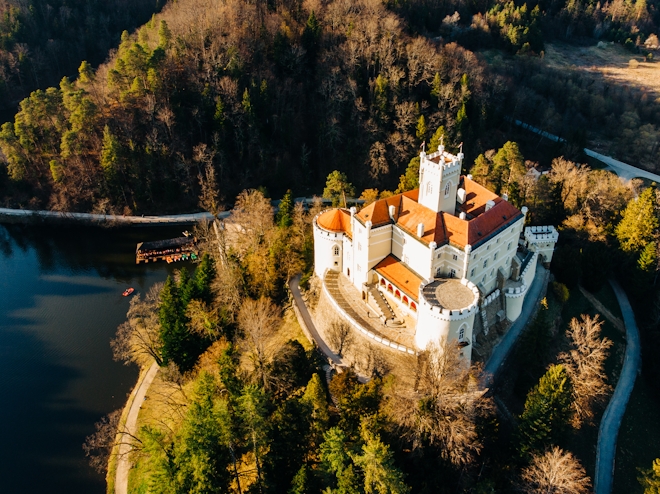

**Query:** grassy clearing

left=544, top=42, right=660, bottom=97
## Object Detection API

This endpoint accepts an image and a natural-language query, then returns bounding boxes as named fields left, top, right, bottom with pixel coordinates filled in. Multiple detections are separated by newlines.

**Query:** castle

left=313, top=146, right=558, bottom=361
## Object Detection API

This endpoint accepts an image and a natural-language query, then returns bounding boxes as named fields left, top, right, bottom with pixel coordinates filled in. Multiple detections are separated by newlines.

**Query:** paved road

left=511, top=119, right=660, bottom=183
left=289, top=274, right=342, bottom=365
left=594, top=280, right=641, bottom=494
left=115, top=361, right=160, bottom=494
left=0, top=207, right=230, bottom=225
left=584, top=149, right=660, bottom=183
left=482, top=263, right=549, bottom=386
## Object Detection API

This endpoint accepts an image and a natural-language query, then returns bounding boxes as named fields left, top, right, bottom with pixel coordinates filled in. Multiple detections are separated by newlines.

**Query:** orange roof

left=354, top=176, right=522, bottom=248
left=374, top=255, right=422, bottom=302
left=317, top=209, right=352, bottom=236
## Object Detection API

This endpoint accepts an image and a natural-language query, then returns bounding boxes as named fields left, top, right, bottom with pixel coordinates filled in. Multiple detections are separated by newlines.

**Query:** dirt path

left=594, top=281, right=641, bottom=494
left=115, top=361, right=160, bottom=494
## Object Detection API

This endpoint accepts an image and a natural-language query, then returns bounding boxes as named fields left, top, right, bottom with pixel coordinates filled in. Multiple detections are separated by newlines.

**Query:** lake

left=0, top=223, right=190, bottom=493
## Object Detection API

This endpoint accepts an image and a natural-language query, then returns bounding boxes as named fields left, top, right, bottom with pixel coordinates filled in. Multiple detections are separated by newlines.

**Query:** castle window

left=452, top=254, right=458, bottom=261
left=437, top=253, right=441, bottom=259
left=494, top=252, right=498, bottom=261
left=481, top=276, right=486, bottom=283
left=333, top=245, right=340, bottom=256
left=470, top=268, right=475, bottom=277
left=507, top=242, right=512, bottom=250
left=459, top=327, right=465, bottom=340
left=444, top=182, right=450, bottom=196
left=449, top=268, right=456, bottom=278
left=436, top=267, right=442, bottom=277
left=427, top=182, right=433, bottom=194
left=483, top=259, right=488, bottom=269
left=490, top=269, right=494, bottom=277
left=358, top=242, right=362, bottom=251
left=487, top=245, right=490, bottom=250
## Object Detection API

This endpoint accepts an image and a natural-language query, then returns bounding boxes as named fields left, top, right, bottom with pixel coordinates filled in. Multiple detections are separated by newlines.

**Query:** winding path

left=594, top=280, right=641, bottom=494
left=289, top=274, right=342, bottom=365
left=482, top=263, right=549, bottom=386
left=115, top=361, right=160, bottom=494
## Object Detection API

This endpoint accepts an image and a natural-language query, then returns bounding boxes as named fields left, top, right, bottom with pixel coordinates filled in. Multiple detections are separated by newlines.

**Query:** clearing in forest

left=543, top=42, right=660, bottom=97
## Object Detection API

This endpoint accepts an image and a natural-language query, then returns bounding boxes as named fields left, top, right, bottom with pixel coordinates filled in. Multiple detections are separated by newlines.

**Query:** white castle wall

left=414, top=278, right=480, bottom=361
left=504, top=251, right=538, bottom=321
left=524, top=225, right=559, bottom=264
left=313, top=214, right=345, bottom=278
left=418, top=146, right=463, bottom=214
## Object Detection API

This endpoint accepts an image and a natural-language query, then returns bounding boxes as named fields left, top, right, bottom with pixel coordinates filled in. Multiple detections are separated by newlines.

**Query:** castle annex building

left=313, top=146, right=558, bottom=361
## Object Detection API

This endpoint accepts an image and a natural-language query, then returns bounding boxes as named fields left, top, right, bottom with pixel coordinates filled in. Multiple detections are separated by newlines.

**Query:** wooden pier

left=136, top=237, right=199, bottom=264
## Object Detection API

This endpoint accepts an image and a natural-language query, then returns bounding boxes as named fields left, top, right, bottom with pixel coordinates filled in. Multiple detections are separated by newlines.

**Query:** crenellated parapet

left=418, top=277, right=480, bottom=321
left=524, top=225, right=559, bottom=264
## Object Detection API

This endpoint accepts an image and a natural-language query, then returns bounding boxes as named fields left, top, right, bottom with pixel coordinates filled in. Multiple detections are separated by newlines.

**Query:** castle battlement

left=524, top=225, right=559, bottom=243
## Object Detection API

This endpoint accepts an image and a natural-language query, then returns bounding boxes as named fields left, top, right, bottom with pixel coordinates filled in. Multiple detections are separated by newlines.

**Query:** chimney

left=388, top=205, right=396, bottom=220
left=417, top=223, right=424, bottom=237
left=459, top=212, right=466, bottom=220
left=457, top=188, right=466, bottom=204
left=485, top=200, right=495, bottom=211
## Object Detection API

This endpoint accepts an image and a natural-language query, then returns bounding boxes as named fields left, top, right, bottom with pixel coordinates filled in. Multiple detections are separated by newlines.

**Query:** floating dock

left=136, top=237, right=199, bottom=264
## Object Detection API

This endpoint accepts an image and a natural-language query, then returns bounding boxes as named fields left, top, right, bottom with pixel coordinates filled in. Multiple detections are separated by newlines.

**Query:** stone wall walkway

left=594, top=280, right=641, bottom=494
left=324, top=271, right=416, bottom=354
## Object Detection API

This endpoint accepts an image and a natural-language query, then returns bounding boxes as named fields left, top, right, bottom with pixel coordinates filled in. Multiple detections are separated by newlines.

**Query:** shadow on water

left=0, top=223, right=188, bottom=493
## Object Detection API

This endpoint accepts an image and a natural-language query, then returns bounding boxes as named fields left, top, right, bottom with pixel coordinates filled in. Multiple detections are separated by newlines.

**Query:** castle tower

left=417, top=144, right=463, bottom=214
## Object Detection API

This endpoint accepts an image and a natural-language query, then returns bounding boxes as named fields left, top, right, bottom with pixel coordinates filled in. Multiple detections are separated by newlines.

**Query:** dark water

left=0, top=223, right=188, bottom=493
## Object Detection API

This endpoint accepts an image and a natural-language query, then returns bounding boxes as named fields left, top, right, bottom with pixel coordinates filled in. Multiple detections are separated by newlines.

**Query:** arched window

left=403, top=296, right=409, bottom=304
left=395, top=289, right=401, bottom=299
left=388, top=284, right=393, bottom=293
left=380, top=278, right=386, bottom=286
left=410, top=302, right=417, bottom=311
left=459, top=326, right=465, bottom=340
left=426, top=182, right=433, bottom=194
left=444, top=182, right=451, bottom=196
left=333, top=245, right=340, bottom=256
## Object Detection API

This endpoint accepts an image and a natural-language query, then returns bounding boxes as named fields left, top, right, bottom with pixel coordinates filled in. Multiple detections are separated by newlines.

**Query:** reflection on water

left=0, top=223, right=187, bottom=493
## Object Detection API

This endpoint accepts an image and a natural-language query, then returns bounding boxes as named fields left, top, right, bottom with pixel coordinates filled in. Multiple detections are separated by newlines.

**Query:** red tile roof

left=317, top=209, right=352, bottom=236
left=374, top=255, right=422, bottom=301
left=354, top=176, right=522, bottom=248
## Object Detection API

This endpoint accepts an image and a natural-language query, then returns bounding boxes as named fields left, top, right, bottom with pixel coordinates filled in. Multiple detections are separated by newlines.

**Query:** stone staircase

left=367, top=286, right=396, bottom=320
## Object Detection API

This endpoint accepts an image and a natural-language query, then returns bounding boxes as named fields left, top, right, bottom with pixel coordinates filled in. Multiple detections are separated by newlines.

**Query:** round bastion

left=414, top=277, right=480, bottom=352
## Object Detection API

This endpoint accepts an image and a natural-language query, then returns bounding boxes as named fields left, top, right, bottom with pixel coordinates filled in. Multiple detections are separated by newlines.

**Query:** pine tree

left=638, top=242, right=658, bottom=273
left=396, top=157, right=420, bottom=193
left=416, top=115, right=427, bottom=143
left=616, top=187, right=659, bottom=253
left=354, top=428, right=410, bottom=494
left=639, top=458, right=660, bottom=493
left=517, top=364, right=573, bottom=457
left=324, top=170, right=355, bottom=207
left=158, top=20, right=172, bottom=48
left=430, top=73, right=442, bottom=103
left=277, top=189, right=294, bottom=228
left=428, top=126, right=446, bottom=153
left=193, top=254, right=216, bottom=305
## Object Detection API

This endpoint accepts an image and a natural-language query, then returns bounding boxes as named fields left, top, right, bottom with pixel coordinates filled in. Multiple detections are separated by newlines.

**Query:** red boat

left=122, top=287, right=135, bottom=297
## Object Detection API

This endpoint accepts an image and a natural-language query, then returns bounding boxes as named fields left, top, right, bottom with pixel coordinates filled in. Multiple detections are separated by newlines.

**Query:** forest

left=0, top=0, right=657, bottom=214
left=83, top=173, right=660, bottom=493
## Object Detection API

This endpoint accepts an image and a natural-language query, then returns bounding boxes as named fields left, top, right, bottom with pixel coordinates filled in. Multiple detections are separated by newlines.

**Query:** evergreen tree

left=639, top=458, right=660, bottom=493
left=638, top=242, right=658, bottom=273
left=616, top=187, right=659, bottom=253
left=354, top=428, right=410, bottom=494
left=517, top=364, right=573, bottom=457
left=157, top=20, right=172, bottom=48
left=193, top=254, right=216, bottom=305
left=397, top=157, right=420, bottom=193
left=277, top=189, right=294, bottom=228
left=415, top=115, right=427, bottom=143
left=324, top=170, right=355, bottom=207
left=428, top=126, right=446, bottom=153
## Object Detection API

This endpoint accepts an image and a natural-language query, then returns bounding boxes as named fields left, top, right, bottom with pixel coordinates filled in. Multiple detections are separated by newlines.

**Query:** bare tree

left=226, top=189, right=274, bottom=257
left=518, top=447, right=591, bottom=494
left=198, top=162, right=221, bottom=216
left=387, top=341, right=494, bottom=466
left=237, top=297, right=280, bottom=388
left=559, top=314, right=613, bottom=428
left=83, top=409, right=142, bottom=474
left=327, top=319, right=355, bottom=357
left=111, top=283, right=164, bottom=367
